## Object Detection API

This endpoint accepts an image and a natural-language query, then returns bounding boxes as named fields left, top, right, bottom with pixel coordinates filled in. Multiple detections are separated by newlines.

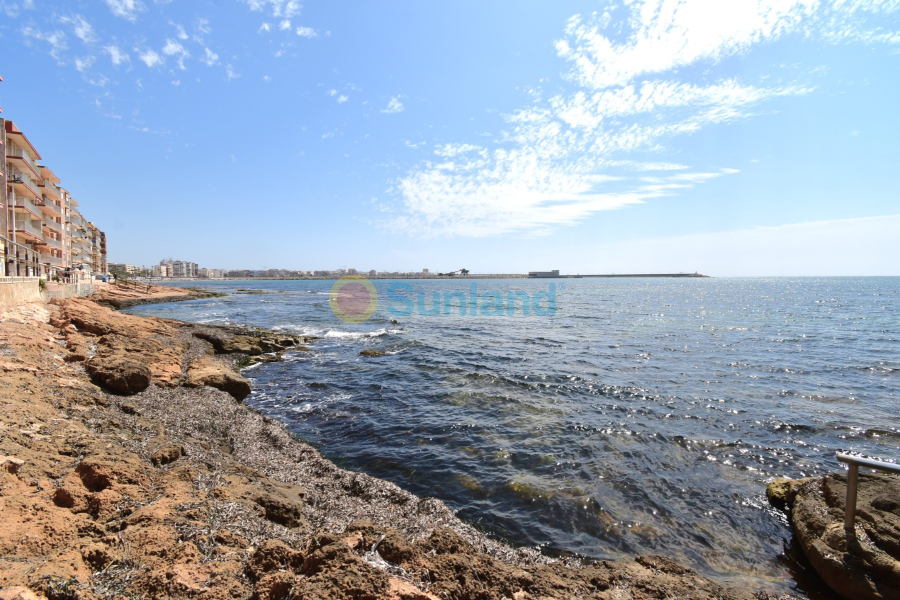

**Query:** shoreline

left=0, top=286, right=795, bottom=599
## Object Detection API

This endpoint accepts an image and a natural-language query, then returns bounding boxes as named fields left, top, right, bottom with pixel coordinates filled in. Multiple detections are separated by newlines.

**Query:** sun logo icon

left=329, top=276, right=378, bottom=323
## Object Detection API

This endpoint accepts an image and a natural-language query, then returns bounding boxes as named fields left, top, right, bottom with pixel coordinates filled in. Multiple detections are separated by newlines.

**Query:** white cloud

left=21, top=26, right=67, bottom=62
left=387, top=0, right=900, bottom=238
left=279, top=19, right=291, bottom=30
left=174, top=23, right=188, bottom=40
left=322, top=132, right=334, bottom=139
left=337, top=95, right=349, bottom=104
left=240, top=0, right=302, bottom=19
left=382, top=97, right=405, bottom=114
left=104, top=45, right=130, bottom=66
left=102, top=0, right=145, bottom=22
left=259, top=22, right=271, bottom=32
left=328, top=89, right=337, bottom=96
left=59, top=15, right=96, bottom=44
left=226, top=64, right=240, bottom=80
left=295, top=26, right=317, bottom=38
left=200, top=47, right=219, bottom=66
left=138, top=49, right=163, bottom=68
left=162, top=38, right=189, bottom=69
left=74, top=55, right=95, bottom=72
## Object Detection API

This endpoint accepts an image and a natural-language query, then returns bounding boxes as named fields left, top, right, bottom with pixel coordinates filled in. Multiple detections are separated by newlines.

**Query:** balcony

left=43, top=237, right=63, bottom=249
left=9, top=171, right=43, bottom=200
left=47, top=256, right=64, bottom=267
left=6, top=146, right=41, bottom=178
left=13, top=196, right=42, bottom=219
left=39, top=197, right=62, bottom=216
left=43, top=218, right=63, bottom=233
left=40, top=180, right=61, bottom=200
left=15, top=220, right=44, bottom=241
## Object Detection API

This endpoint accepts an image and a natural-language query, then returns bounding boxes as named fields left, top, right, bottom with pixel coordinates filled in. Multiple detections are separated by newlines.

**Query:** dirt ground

left=0, top=289, right=796, bottom=600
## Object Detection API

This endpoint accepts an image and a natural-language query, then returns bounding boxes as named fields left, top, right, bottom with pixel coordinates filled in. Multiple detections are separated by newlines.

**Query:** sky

left=1, top=0, right=899, bottom=276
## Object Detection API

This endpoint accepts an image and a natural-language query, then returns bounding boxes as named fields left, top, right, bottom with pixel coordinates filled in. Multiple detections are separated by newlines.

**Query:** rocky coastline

left=1, top=285, right=806, bottom=599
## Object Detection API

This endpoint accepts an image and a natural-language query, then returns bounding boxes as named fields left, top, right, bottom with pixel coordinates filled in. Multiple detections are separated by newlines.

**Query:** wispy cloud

left=240, top=0, right=302, bottom=19
left=59, top=14, right=96, bottom=44
left=387, top=0, right=900, bottom=238
left=337, top=95, right=349, bottom=104
left=74, top=55, right=95, bottom=72
left=161, top=38, right=189, bottom=69
left=226, top=64, right=240, bottom=81
left=21, top=26, right=67, bottom=63
left=200, top=47, right=219, bottom=66
left=382, top=97, right=405, bottom=114
left=279, top=19, right=291, bottom=30
left=138, top=48, right=163, bottom=68
left=104, top=44, right=131, bottom=66
left=102, top=0, right=145, bottom=22
left=295, top=25, right=317, bottom=38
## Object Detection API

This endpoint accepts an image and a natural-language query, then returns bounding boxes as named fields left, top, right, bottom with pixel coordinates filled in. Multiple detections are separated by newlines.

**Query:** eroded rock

left=184, top=358, right=252, bottom=400
left=776, top=473, right=900, bottom=600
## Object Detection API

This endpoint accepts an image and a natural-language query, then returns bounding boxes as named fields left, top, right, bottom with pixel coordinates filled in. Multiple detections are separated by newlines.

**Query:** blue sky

left=1, top=0, right=899, bottom=275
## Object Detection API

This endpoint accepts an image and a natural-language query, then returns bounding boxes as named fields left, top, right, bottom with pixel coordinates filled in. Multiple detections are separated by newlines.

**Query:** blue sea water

left=125, top=277, right=899, bottom=596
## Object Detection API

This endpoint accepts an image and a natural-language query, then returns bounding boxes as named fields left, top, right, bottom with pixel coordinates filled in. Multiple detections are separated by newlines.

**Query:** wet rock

left=782, top=473, right=900, bottom=600
left=359, top=350, right=385, bottom=357
left=85, top=356, right=151, bottom=395
left=184, top=358, right=251, bottom=400
left=151, top=444, right=186, bottom=466
left=766, top=476, right=812, bottom=509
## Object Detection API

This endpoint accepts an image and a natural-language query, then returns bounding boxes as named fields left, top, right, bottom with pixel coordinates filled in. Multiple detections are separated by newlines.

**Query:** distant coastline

left=131, top=272, right=710, bottom=282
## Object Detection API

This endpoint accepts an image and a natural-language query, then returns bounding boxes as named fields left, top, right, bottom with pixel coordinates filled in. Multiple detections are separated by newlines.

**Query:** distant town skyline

left=2, top=1, right=899, bottom=276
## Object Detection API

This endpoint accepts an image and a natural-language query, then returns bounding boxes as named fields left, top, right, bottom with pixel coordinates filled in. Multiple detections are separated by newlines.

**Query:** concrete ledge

left=0, top=278, right=42, bottom=308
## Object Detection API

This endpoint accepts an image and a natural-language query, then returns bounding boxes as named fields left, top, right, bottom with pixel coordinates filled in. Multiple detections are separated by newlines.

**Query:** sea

left=124, top=277, right=899, bottom=597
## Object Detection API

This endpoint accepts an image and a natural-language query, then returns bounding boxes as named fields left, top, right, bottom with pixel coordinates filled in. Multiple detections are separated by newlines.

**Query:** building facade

left=2, top=118, right=106, bottom=279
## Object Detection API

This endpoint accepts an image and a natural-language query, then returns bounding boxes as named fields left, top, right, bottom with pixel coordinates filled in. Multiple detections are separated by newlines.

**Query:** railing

left=43, top=237, right=62, bottom=249
left=40, top=181, right=61, bottom=199
left=6, top=146, right=39, bottom=174
left=13, top=196, right=41, bottom=217
left=836, top=453, right=900, bottom=529
left=9, top=171, right=42, bottom=198
left=15, top=220, right=43, bottom=239
left=40, top=197, right=62, bottom=214
left=43, top=218, right=63, bottom=232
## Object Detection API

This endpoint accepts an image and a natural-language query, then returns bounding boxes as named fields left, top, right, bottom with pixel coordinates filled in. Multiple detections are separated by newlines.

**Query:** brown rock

left=254, top=491, right=305, bottom=528
left=151, top=444, right=185, bottom=467
left=85, top=356, right=151, bottom=394
left=184, top=358, right=252, bottom=400
left=360, top=349, right=385, bottom=357
left=253, top=571, right=297, bottom=600
left=787, top=473, right=900, bottom=600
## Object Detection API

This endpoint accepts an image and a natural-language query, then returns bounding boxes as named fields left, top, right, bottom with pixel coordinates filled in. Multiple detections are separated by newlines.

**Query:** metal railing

left=836, top=453, right=900, bottom=529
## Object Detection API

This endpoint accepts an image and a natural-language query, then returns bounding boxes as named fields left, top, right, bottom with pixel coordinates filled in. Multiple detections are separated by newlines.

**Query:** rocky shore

left=0, top=286, right=796, bottom=600
left=768, top=473, right=900, bottom=600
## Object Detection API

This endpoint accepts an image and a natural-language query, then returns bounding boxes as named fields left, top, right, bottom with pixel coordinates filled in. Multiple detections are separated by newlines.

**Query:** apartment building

left=157, top=259, right=198, bottom=278
left=2, top=117, right=106, bottom=279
